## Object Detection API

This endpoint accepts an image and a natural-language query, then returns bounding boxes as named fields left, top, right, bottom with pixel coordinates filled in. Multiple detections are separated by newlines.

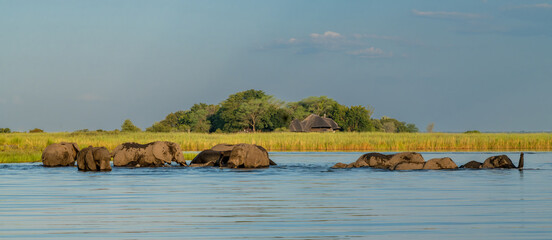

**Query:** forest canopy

left=146, top=89, right=418, bottom=133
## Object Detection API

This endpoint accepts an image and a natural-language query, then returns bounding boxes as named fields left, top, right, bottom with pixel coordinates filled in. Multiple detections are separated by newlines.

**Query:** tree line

left=143, top=89, right=418, bottom=133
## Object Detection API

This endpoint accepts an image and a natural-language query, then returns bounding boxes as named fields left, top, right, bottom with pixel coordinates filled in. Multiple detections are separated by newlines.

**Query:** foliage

left=180, top=103, right=218, bottom=132
left=213, top=89, right=268, bottom=132
left=121, top=119, right=141, bottom=132
left=378, top=116, right=418, bottom=133
left=0, top=128, right=11, bottom=133
left=29, top=128, right=44, bottom=133
left=146, top=122, right=174, bottom=132
left=465, top=130, right=481, bottom=134
left=343, top=105, right=374, bottom=132
left=147, top=89, right=418, bottom=133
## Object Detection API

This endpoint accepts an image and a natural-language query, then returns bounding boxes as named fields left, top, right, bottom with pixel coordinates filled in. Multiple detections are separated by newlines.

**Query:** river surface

left=1, top=152, right=551, bottom=239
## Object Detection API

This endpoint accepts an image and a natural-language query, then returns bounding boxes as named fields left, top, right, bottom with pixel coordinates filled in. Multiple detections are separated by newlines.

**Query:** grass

left=0, top=151, right=42, bottom=163
left=1, top=132, right=551, bottom=163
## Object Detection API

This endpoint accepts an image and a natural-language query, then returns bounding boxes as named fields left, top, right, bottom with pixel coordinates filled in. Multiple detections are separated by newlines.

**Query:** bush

left=465, top=130, right=481, bottom=134
left=29, top=128, right=44, bottom=133
left=121, top=119, right=141, bottom=132
left=274, top=127, right=289, bottom=132
left=146, top=122, right=172, bottom=132
left=0, top=128, right=11, bottom=133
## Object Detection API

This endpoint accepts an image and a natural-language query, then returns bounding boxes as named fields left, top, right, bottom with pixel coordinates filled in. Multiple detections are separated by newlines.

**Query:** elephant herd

left=41, top=141, right=275, bottom=171
left=42, top=141, right=524, bottom=172
left=331, top=152, right=524, bottom=170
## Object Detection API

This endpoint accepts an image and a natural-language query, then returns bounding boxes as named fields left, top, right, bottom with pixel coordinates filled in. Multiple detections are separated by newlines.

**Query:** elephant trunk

left=518, top=152, right=524, bottom=170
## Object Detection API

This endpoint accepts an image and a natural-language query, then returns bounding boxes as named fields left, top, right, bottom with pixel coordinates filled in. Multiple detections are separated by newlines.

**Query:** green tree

left=345, top=105, right=374, bottom=132
left=146, top=121, right=174, bottom=132
left=214, top=89, right=275, bottom=132
left=121, top=119, right=141, bottom=132
left=0, top=128, right=11, bottom=133
left=295, top=96, right=340, bottom=117
left=236, top=96, right=280, bottom=132
left=378, top=116, right=418, bottom=133
left=180, top=103, right=218, bottom=132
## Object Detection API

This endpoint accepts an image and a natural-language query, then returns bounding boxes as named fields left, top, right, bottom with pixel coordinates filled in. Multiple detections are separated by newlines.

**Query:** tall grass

left=0, top=151, right=42, bottom=163
left=2, top=131, right=551, bottom=163
left=0, top=131, right=550, bottom=153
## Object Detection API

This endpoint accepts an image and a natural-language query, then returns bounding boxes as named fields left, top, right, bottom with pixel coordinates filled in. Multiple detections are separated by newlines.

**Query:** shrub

left=121, top=119, right=141, bottom=132
left=465, top=130, right=481, bottom=134
left=0, top=128, right=11, bottom=133
left=29, top=128, right=44, bottom=133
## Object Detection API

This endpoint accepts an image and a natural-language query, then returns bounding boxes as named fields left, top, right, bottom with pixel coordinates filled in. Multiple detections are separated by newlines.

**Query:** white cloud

left=310, top=31, right=342, bottom=39
left=347, top=47, right=392, bottom=58
left=263, top=31, right=398, bottom=59
left=412, top=9, right=485, bottom=20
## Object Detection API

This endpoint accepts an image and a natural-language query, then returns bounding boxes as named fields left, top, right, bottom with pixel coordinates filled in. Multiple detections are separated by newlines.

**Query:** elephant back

left=112, top=142, right=148, bottom=167
left=227, top=144, right=270, bottom=168
left=42, top=142, right=79, bottom=167
left=423, top=157, right=458, bottom=170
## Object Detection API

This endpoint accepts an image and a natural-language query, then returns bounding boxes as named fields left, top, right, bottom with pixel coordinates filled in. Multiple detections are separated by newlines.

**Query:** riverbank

left=1, top=132, right=551, bottom=163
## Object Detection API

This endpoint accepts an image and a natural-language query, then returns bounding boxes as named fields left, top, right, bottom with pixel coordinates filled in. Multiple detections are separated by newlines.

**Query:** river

left=1, top=152, right=551, bottom=239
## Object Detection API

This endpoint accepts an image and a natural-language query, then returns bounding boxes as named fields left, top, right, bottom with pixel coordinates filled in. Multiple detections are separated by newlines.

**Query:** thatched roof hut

left=289, top=114, right=340, bottom=132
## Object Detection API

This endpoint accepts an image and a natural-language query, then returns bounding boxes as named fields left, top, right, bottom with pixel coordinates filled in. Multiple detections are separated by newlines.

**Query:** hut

left=289, top=114, right=340, bottom=132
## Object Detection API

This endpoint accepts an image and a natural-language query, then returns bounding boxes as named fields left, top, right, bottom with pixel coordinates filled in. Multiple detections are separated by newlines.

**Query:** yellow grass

left=1, top=132, right=551, bottom=163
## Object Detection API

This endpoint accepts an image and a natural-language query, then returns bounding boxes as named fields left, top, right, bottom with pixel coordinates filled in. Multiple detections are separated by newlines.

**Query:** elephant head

left=77, top=146, right=111, bottom=171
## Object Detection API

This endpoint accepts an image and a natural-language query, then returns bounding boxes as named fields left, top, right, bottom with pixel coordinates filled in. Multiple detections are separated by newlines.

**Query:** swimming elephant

left=77, top=146, right=112, bottom=171
left=112, top=141, right=186, bottom=167
left=42, top=142, right=80, bottom=167
left=460, top=153, right=524, bottom=169
left=332, top=152, right=458, bottom=170
left=210, top=144, right=276, bottom=165
left=190, top=143, right=275, bottom=168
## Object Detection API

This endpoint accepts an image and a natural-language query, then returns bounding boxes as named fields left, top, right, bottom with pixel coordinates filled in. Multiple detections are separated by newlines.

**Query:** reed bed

left=1, top=132, right=551, bottom=152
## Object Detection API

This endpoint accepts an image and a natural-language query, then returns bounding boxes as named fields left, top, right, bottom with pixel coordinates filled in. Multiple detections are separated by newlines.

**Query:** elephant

left=112, top=141, right=186, bottom=167
left=42, top=142, right=80, bottom=167
left=332, top=152, right=458, bottom=170
left=460, top=153, right=524, bottom=170
left=209, top=143, right=277, bottom=165
left=77, top=146, right=112, bottom=171
left=190, top=143, right=275, bottom=168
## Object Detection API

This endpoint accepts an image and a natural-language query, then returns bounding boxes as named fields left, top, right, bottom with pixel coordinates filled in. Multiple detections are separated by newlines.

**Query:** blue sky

left=1, top=0, right=551, bottom=132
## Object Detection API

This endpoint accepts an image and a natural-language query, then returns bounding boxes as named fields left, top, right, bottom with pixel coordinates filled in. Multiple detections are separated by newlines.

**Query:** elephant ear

left=152, top=142, right=172, bottom=164
left=85, top=149, right=97, bottom=171
left=70, top=143, right=80, bottom=160
left=72, top=143, right=80, bottom=152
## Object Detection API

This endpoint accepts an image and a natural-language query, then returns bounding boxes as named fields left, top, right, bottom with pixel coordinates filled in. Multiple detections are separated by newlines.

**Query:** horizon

left=1, top=1, right=551, bottom=132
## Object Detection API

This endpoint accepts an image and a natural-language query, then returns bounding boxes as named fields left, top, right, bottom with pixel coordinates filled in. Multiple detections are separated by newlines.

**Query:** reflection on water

left=1, top=152, right=551, bottom=239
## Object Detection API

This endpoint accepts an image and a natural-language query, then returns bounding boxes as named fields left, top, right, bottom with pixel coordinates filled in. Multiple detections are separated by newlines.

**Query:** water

left=1, top=152, right=551, bottom=239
